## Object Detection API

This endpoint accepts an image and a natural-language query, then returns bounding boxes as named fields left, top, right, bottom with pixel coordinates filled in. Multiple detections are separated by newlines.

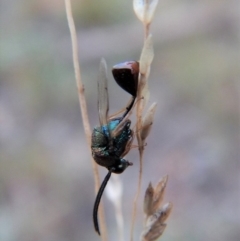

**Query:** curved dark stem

left=93, top=170, right=112, bottom=235
left=122, top=96, right=136, bottom=119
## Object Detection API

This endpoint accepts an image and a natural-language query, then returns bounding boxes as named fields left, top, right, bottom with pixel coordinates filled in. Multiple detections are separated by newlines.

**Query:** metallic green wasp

left=91, top=59, right=139, bottom=235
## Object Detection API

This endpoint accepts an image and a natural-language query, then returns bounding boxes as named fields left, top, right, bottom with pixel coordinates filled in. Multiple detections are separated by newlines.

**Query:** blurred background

left=0, top=0, right=239, bottom=241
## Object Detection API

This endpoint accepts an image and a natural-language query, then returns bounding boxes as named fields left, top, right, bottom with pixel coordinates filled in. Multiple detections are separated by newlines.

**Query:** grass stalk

left=64, top=0, right=108, bottom=240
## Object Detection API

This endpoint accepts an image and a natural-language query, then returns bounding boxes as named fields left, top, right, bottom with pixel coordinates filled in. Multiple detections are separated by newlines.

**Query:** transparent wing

left=98, top=58, right=109, bottom=126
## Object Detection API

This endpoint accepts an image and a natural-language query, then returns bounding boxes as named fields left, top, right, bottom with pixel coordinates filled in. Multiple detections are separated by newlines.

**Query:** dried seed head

left=133, top=0, right=159, bottom=26
left=141, top=223, right=166, bottom=241
left=155, top=176, right=168, bottom=195
left=151, top=175, right=168, bottom=213
left=142, top=202, right=173, bottom=241
left=141, top=178, right=172, bottom=241
left=141, top=102, right=157, bottom=142
left=143, top=175, right=168, bottom=216
left=144, top=182, right=154, bottom=216
left=159, top=202, right=173, bottom=223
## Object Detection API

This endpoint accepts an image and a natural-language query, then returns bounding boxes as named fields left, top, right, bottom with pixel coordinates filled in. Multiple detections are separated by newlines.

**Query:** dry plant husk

left=141, top=177, right=173, bottom=241
left=133, top=0, right=159, bottom=26
left=141, top=102, right=157, bottom=142
left=138, top=34, right=154, bottom=118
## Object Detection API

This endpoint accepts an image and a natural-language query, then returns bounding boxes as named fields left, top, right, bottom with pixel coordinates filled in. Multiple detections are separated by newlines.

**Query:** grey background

left=0, top=0, right=239, bottom=241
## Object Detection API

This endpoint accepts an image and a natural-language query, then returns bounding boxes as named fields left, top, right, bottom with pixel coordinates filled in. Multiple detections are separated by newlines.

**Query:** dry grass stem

left=64, top=0, right=107, bottom=240
left=133, top=5, right=173, bottom=236
left=130, top=10, right=156, bottom=241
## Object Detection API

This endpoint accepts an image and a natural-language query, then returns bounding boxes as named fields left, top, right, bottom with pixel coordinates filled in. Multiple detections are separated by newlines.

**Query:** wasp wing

left=98, top=58, right=109, bottom=127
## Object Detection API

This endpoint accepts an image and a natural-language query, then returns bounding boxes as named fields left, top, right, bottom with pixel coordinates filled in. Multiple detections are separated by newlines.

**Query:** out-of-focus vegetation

left=0, top=0, right=239, bottom=241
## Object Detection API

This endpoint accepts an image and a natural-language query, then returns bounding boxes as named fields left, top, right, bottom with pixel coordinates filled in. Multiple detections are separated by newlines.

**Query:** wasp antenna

left=93, top=170, right=112, bottom=235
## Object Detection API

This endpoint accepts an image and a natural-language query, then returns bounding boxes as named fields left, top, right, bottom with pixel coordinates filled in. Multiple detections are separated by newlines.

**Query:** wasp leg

left=120, top=130, right=134, bottom=157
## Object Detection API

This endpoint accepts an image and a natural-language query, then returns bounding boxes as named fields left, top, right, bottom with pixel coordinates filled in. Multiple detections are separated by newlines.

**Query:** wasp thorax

left=91, top=118, right=133, bottom=170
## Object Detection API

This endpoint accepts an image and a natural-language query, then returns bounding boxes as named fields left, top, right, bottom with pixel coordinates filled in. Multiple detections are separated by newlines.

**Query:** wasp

left=91, top=59, right=139, bottom=235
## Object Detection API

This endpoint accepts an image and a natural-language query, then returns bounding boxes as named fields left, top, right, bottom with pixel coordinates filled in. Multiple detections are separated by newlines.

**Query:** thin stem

left=64, top=0, right=91, bottom=143
left=144, top=23, right=150, bottom=40
left=130, top=76, right=145, bottom=241
left=130, top=18, right=150, bottom=241
left=64, top=1, right=108, bottom=240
